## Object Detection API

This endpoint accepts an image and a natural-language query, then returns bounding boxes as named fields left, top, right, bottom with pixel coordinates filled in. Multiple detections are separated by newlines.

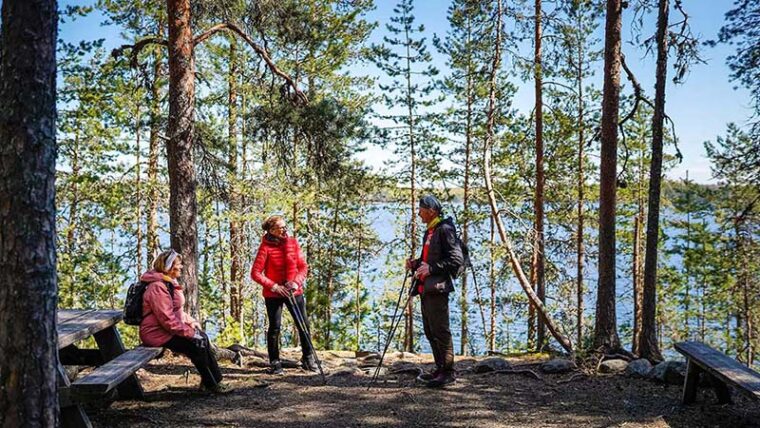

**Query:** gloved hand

left=415, top=261, right=431, bottom=278
left=192, top=329, right=206, bottom=349
left=271, top=284, right=289, bottom=297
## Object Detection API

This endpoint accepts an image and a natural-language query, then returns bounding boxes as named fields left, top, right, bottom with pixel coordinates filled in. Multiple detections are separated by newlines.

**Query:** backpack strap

left=162, top=280, right=175, bottom=298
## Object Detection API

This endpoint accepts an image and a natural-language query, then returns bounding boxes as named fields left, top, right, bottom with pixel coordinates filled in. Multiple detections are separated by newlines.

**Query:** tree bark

left=166, top=0, right=200, bottom=319
left=482, top=0, right=573, bottom=354
left=0, top=1, right=59, bottom=425
left=632, top=153, right=645, bottom=355
left=575, top=6, right=586, bottom=350
left=533, top=0, right=547, bottom=351
left=404, top=11, right=417, bottom=353
left=632, top=158, right=645, bottom=355
left=460, top=11, right=475, bottom=356
left=594, top=0, right=623, bottom=352
left=135, top=107, right=144, bottom=276
left=228, top=38, right=243, bottom=322
left=640, top=0, right=668, bottom=362
left=489, top=213, right=497, bottom=352
left=147, top=46, right=163, bottom=268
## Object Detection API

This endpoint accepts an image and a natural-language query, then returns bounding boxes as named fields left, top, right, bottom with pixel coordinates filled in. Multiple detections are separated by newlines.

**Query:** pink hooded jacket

left=138, top=270, right=196, bottom=347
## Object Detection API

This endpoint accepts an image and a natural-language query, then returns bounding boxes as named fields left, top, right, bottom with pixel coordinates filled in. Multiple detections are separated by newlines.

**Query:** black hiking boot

left=269, top=361, right=284, bottom=375
left=426, top=371, right=455, bottom=388
left=417, top=366, right=441, bottom=382
left=301, top=354, right=318, bottom=372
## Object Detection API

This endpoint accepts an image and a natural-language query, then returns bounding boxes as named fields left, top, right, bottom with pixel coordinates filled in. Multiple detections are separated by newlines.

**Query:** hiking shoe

left=426, top=371, right=455, bottom=388
left=210, top=382, right=234, bottom=394
left=301, top=354, right=318, bottom=372
left=269, top=361, right=284, bottom=375
left=200, top=382, right=234, bottom=394
left=417, top=367, right=441, bottom=382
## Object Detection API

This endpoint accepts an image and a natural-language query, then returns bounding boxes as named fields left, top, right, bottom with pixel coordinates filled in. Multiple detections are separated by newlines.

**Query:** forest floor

left=88, top=350, right=760, bottom=428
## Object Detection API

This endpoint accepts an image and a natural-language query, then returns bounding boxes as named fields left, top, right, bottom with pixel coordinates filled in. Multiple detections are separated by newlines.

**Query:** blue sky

left=58, top=0, right=753, bottom=184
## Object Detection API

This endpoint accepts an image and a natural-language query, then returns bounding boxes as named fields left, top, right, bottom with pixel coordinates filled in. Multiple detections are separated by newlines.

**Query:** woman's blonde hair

left=262, top=215, right=285, bottom=232
left=153, top=249, right=181, bottom=273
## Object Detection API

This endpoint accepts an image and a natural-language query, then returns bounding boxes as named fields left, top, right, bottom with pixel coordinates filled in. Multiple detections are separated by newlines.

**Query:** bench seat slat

left=675, top=341, right=760, bottom=401
left=71, top=347, right=162, bottom=395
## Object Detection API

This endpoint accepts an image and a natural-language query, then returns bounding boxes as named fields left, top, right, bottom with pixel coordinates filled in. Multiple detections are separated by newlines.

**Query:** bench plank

left=58, top=309, right=96, bottom=324
left=70, top=347, right=162, bottom=396
left=58, top=310, right=122, bottom=349
left=675, top=341, right=760, bottom=401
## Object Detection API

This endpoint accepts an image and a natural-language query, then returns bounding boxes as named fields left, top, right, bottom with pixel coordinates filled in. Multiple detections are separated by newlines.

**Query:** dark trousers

left=164, top=330, right=223, bottom=389
left=265, top=294, right=313, bottom=363
left=421, top=292, right=455, bottom=373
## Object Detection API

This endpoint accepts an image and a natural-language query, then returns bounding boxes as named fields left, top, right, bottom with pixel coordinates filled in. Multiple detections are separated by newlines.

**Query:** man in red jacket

left=406, top=195, right=464, bottom=387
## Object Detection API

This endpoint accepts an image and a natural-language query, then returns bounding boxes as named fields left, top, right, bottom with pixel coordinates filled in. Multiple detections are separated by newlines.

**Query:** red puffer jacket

left=250, top=235, right=308, bottom=298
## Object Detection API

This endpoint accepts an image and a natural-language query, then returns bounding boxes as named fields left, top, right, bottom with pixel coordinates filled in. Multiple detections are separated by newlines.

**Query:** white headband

left=165, top=250, right=178, bottom=271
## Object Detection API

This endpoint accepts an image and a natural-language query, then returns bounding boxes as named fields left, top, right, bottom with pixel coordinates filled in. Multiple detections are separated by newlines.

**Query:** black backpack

left=453, top=233, right=471, bottom=279
left=123, top=280, right=174, bottom=326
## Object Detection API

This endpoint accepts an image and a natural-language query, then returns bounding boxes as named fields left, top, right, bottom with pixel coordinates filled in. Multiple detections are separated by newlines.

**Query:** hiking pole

left=367, top=271, right=414, bottom=389
left=286, top=291, right=327, bottom=384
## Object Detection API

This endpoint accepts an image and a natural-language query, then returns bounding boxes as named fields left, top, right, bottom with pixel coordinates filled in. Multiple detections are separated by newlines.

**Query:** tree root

left=486, top=369, right=543, bottom=381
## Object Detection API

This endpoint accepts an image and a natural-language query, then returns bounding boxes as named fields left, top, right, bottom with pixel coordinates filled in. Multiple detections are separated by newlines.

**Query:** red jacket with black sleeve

left=250, top=235, right=308, bottom=298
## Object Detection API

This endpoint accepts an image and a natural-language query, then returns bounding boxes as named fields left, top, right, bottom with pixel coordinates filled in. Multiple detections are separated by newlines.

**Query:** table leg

left=93, top=326, right=145, bottom=400
left=682, top=358, right=701, bottom=404
left=710, top=375, right=732, bottom=404
left=57, top=363, right=92, bottom=428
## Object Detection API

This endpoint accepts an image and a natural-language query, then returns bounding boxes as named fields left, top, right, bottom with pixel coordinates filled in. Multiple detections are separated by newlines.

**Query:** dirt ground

left=88, top=351, right=760, bottom=428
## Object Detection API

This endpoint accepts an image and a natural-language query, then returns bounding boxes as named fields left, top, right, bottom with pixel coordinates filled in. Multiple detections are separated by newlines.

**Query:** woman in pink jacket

left=140, top=249, right=230, bottom=393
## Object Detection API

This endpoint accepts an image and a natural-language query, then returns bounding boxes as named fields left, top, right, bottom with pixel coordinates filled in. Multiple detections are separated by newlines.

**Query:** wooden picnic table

left=57, top=309, right=160, bottom=428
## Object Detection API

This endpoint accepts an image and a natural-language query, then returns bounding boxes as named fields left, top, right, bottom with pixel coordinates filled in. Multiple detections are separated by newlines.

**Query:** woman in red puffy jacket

left=250, top=215, right=315, bottom=375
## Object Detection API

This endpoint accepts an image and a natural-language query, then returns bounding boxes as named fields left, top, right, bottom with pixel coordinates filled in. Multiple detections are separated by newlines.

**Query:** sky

left=57, top=0, right=754, bottom=184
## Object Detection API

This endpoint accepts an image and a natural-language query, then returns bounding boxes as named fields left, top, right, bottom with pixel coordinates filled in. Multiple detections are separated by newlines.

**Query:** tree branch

left=111, top=22, right=307, bottom=106
left=193, top=22, right=307, bottom=105
left=111, top=37, right=167, bottom=68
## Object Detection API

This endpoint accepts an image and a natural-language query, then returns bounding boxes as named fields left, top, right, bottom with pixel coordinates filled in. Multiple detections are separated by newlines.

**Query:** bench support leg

left=94, top=326, right=145, bottom=400
left=682, top=358, right=701, bottom=404
left=57, top=364, right=93, bottom=428
left=710, top=375, right=732, bottom=404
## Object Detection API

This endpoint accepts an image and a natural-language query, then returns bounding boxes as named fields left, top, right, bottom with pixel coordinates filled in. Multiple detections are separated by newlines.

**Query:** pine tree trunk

left=482, top=0, right=573, bottom=354
left=700, top=218, right=707, bottom=342
left=489, top=213, right=497, bottom=352
left=640, top=0, right=668, bottom=362
left=147, top=48, right=163, bottom=267
left=633, top=150, right=645, bottom=354
left=575, top=15, right=586, bottom=350
left=228, top=38, right=243, bottom=323
left=0, top=1, right=59, bottom=424
left=404, top=15, right=417, bottom=353
left=594, top=0, right=623, bottom=352
left=66, top=131, right=81, bottom=307
left=460, top=13, right=474, bottom=356
left=684, top=172, right=691, bottom=338
left=135, top=108, right=144, bottom=276
left=632, top=185, right=644, bottom=354
left=355, top=205, right=364, bottom=350
left=166, top=0, right=200, bottom=319
left=533, top=0, right=547, bottom=351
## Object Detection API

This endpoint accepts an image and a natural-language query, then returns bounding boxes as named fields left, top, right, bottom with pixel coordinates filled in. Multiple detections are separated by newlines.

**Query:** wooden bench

left=70, top=346, right=163, bottom=397
left=57, top=309, right=161, bottom=428
left=675, top=341, right=760, bottom=404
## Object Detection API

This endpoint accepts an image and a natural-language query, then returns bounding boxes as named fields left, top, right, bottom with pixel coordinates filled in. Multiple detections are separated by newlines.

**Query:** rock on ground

left=540, top=358, right=576, bottom=374
left=474, top=357, right=512, bottom=373
left=625, top=359, right=653, bottom=378
left=650, top=360, right=686, bottom=385
left=599, top=359, right=628, bottom=374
